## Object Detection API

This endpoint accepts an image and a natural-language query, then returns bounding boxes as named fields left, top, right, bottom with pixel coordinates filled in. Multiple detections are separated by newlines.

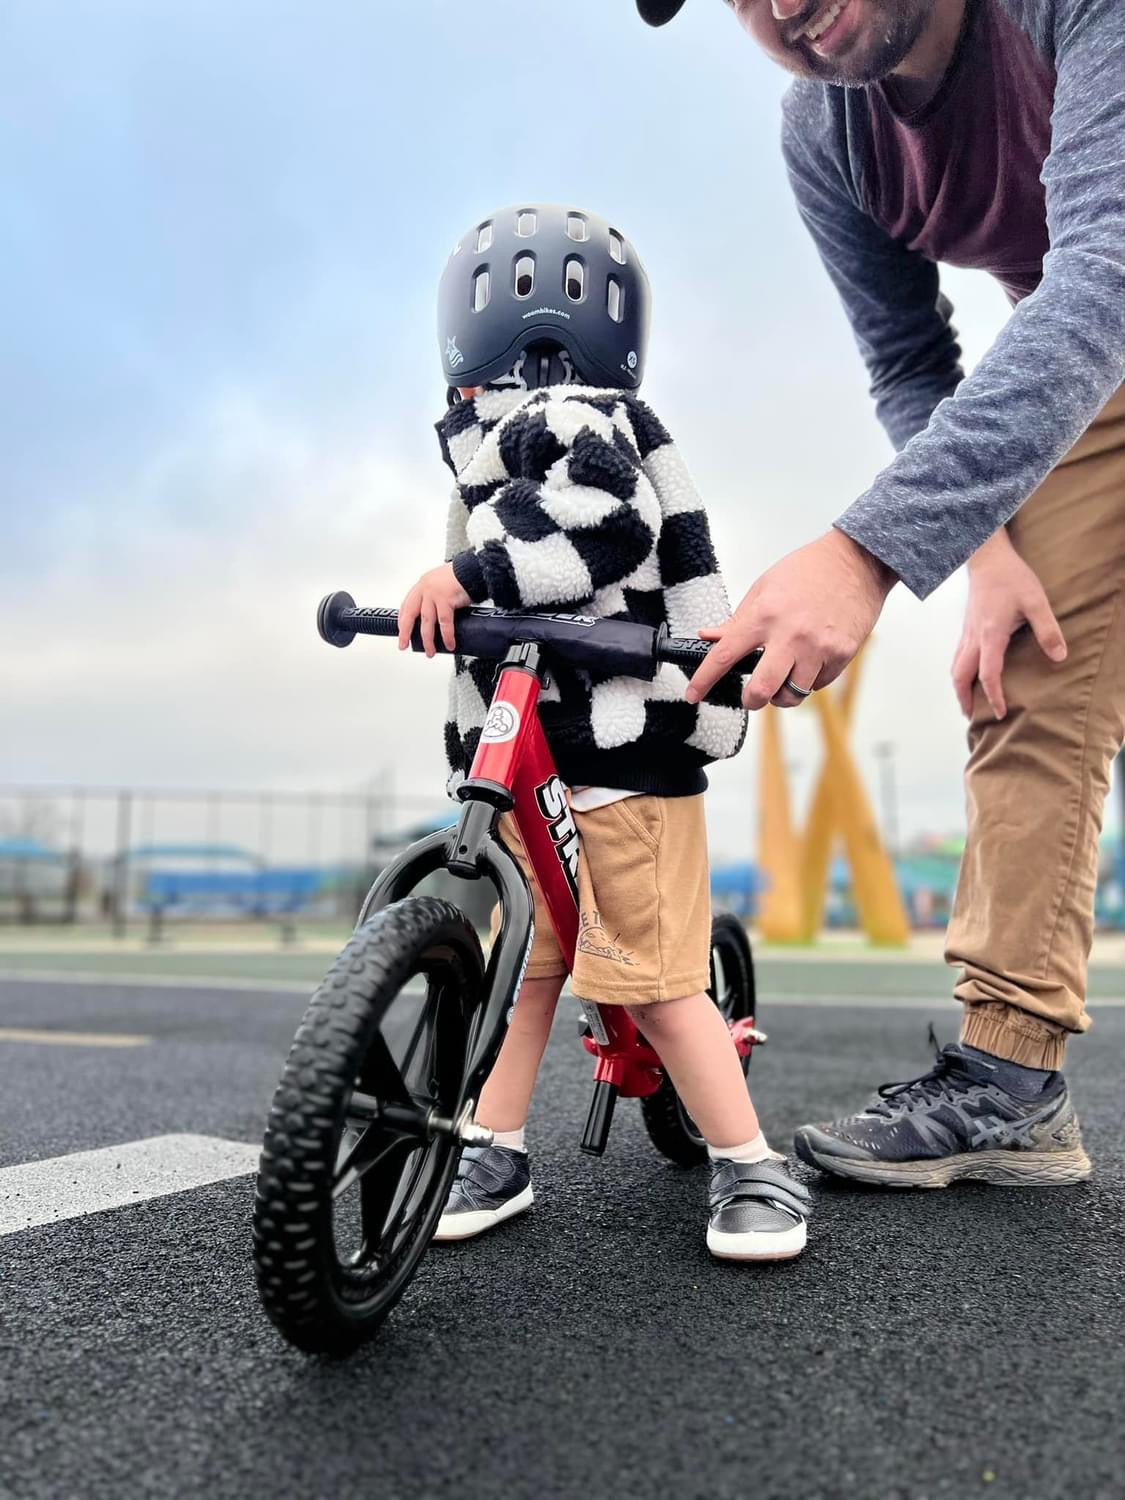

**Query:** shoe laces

left=869, top=1029, right=990, bottom=1120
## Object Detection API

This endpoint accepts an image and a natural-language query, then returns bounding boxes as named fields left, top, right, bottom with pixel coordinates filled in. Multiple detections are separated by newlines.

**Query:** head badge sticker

left=480, top=702, right=521, bottom=744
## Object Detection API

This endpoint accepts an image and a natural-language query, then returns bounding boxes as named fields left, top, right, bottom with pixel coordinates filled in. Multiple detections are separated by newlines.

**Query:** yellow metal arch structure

left=799, top=650, right=864, bottom=940
left=757, top=705, right=805, bottom=942
left=756, top=653, right=909, bottom=947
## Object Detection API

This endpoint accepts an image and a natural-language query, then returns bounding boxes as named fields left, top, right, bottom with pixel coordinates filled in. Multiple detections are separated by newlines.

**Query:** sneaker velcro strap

left=710, top=1161, right=812, bottom=1221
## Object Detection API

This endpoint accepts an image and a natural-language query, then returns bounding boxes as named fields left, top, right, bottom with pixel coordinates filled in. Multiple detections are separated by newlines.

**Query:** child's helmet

left=437, top=204, right=651, bottom=391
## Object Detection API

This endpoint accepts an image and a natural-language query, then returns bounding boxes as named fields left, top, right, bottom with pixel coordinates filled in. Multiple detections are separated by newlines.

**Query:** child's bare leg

left=475, top=975, right=565, bottom=1133
left=627, top=991, right=760, bottom=1149
left=433, top=976, right=560, bottom=1242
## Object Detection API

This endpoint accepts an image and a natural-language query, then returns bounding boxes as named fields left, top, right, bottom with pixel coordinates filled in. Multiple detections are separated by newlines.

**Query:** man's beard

left=799, top=0, right=931, bottom=86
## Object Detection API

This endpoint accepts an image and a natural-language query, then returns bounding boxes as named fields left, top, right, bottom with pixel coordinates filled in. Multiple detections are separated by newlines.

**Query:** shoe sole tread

left=795, top=1140, right=1092, bottom=1189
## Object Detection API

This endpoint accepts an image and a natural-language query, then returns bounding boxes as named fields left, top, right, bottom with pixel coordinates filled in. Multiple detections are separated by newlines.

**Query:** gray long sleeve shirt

left=782, top=0, right=1125, bottom=598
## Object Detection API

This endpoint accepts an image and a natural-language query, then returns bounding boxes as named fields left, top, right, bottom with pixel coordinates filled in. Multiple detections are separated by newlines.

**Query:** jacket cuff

left=451, top=550, right=488, bottom=603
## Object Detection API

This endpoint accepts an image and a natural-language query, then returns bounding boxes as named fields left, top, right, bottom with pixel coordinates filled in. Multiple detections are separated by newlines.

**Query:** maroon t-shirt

left=864, top=0, right=1055, bottom=302
left=781, top=0, right=1125, bottom=599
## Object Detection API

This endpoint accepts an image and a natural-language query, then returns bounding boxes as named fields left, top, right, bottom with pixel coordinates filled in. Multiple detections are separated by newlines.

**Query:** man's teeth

left=804, top=0, right=850, bottom=42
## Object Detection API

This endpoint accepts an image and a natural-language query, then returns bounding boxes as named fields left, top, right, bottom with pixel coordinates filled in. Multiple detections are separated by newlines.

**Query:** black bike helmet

left=437, top=203, right=652, bottom=392
left=636, top=0, right=688, bottom=22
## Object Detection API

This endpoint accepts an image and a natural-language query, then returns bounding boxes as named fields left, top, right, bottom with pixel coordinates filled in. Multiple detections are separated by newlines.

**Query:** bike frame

left=358, top=641, right=679, bottom=1154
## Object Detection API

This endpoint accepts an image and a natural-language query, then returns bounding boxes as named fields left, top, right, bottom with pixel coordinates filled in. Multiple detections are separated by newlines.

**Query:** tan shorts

left=490, top=794, right=712, bottom=1005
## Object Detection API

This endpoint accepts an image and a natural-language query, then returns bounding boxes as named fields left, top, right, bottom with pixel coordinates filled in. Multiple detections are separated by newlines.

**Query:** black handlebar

left=317, top=592, right=762, bottom=684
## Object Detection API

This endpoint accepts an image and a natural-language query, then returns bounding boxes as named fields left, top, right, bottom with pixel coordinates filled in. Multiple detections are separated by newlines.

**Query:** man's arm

left=808, top=0, right=1125, bottom=599
left=782, top=96, right=965, bottom=455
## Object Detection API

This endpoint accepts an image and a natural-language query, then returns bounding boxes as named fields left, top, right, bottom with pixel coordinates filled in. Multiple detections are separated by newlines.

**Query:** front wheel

left=640, top=913, right=757, bottom=1168
left=252, top=896, right=487, bottom=1355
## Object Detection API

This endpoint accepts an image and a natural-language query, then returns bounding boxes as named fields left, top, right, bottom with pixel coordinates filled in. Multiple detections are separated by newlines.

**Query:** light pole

left=873, top=741, right=900, bottom=857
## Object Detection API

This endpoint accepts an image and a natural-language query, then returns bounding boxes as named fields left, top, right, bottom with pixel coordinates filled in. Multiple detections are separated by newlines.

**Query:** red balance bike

left=252, top=595, right=766, bottom=1355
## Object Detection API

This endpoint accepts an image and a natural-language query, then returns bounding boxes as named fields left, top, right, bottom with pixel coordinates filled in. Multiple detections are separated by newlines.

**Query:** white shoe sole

left=706, top=1218, right=807, bottom=1262
left=799, top=1143, right=1092, bottom=1190
left=432, top=1185, right=534, bottom=1242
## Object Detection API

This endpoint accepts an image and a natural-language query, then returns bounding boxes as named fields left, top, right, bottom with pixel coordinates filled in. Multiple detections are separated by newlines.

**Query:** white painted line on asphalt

left=0, top=1134, right=260, bottom=1238
left=0, top=1028, right=151, bottom=1048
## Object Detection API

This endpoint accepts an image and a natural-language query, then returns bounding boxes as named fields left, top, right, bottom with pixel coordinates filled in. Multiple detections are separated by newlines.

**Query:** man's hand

left=951, top=530, right=1067, bottom=720
left=397, top=563, right=471, bottom=657
left=685, top=529, right=896, bottom=710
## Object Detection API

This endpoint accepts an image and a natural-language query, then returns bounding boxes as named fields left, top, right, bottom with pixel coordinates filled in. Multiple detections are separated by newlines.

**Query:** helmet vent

left=472, top=267, right=491, bottom=312
left=564, top=257, right=586, bottom=302
left=513, top=255, right=535, bottom=299
left=607, top=276, right=624, bottom=324
left=566, top=214, right=588, bottom=242
left=516, top=210, right=538, bottom=237
left=609, top=230, right=626, bottom=265
left=476, top=222, right=493, bottom=253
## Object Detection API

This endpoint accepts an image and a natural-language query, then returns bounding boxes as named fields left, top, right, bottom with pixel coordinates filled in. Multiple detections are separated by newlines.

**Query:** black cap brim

left=636, top=0, right=688, bottom=25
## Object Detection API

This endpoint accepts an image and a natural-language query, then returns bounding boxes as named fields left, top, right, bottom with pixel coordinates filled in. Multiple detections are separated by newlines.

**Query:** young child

left=397, top=203, right=811, bottom=1261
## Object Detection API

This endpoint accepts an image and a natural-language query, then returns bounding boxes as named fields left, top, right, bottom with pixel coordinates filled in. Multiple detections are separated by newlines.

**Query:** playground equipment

left=758, top=651, right=909, bottom=946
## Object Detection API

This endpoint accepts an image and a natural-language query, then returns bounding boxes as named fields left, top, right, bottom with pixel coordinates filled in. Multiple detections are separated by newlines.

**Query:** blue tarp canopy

left=0, top=838, right=65, bottom=862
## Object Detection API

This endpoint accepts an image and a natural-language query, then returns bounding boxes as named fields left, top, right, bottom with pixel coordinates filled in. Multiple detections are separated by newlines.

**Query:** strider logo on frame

left=480, top=702, right=521, bottom=744
left=534, top=776, right=580, bottom=905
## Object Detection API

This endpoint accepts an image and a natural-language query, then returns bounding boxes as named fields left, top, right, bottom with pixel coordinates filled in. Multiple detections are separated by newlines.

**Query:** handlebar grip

left=659, top=635, right=763, bottom=680
left=318, top=592, right=400, bottom=648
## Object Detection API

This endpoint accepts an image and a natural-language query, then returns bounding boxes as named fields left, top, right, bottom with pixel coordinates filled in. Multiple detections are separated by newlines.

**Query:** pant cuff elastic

left=959, top=1006, right=1068, bottom=1071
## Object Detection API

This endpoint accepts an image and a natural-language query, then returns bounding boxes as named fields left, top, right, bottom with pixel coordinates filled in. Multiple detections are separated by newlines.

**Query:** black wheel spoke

left=398, top=997, right=434, bottom=1082
left=359, top=1031, right=413, bottom=1107
left=359, top=1143, right=431, bottom=1258
left=333, top=1123, right=410, bottom=1199
left=367, top=1147, right=430, bottom=1257
left=345, top=1090, right=381, bottom=1124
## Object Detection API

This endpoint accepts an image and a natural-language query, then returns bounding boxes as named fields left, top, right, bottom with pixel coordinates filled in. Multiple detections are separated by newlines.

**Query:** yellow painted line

left=0, top=1028, right=151, bottom=1048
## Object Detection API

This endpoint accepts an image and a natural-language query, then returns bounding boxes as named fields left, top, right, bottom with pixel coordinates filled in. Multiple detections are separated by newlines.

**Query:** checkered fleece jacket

left=436, top=386, right=748, bottom=798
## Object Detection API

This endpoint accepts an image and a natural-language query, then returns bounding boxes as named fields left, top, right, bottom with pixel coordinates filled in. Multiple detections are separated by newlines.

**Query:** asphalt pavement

left=1, top=970, right=1122, bottom=1500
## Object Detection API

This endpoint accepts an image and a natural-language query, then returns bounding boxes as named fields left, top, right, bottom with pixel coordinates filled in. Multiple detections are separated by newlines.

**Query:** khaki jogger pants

left=946, top=387, right=1125, bottom=1069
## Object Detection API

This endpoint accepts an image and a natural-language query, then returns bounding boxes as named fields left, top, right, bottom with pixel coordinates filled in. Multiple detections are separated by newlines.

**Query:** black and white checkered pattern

left=437, top=387, right=748, bottom=797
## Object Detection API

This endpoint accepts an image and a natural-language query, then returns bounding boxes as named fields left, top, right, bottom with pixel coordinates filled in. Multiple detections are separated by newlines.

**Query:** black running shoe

left=794, top=1043, right=1092, bottom=1188
left=432, top=1145, right=533, bottom=1241
left=707, top=1159, right=811, bottom=1261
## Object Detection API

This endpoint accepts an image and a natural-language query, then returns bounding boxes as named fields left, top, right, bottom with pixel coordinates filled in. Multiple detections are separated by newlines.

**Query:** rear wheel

left=640, top=913, right=757, bottom=1168
left=252, top=896, right=487, bottom=1355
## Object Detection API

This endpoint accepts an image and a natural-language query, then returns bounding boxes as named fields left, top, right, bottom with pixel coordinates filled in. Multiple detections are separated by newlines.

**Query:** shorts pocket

left=612, top=797, right=663, bottom=853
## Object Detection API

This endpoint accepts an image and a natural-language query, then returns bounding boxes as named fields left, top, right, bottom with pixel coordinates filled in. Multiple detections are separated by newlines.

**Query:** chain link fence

left=0, top=784, right=473, bottom=939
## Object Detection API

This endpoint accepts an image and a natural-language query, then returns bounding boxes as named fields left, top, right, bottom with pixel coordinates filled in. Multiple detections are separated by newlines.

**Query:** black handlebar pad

left=317, top=592, right=761, bottom=683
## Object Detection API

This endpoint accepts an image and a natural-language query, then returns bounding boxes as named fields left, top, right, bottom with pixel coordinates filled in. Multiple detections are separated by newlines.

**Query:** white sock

left=707, top=1131, right=782, bottom=1165
left=490, top=1126, right=527, bottom=1153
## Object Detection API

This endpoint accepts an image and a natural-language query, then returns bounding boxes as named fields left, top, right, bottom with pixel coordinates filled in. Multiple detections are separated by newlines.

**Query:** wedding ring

left=783, top=678, right=813, bottom=699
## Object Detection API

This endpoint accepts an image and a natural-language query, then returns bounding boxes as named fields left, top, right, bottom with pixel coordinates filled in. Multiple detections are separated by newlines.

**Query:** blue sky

left=3, top=0, right=1041, bottom=856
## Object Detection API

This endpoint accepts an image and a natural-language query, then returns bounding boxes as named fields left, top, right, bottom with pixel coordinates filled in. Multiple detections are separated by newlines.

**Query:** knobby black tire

left=640, top=912, right=757, bottom=1168
left=252, top=897, right=485, bottom=1355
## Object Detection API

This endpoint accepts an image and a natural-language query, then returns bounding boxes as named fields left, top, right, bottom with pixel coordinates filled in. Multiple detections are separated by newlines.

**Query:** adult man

left=640, top=0, right=1125, bottom=1186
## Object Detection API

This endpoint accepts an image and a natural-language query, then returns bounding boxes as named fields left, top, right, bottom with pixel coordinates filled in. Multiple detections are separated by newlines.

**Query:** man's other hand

left=952, top=530, right=1067, bottom=720
left=685, top=529, right=896, bottom=710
